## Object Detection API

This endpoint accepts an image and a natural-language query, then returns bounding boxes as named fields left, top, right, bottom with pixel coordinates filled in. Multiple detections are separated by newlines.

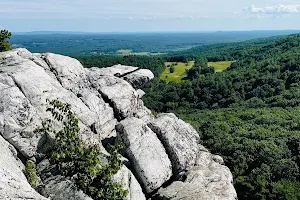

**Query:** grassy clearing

left=160, top=61, right=194, bottom=83
left=208, top=61, right=232, bottom=72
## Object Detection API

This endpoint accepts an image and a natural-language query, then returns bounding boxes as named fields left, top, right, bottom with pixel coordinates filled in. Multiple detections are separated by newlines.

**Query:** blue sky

left=1, top=0, right=300, bottom=32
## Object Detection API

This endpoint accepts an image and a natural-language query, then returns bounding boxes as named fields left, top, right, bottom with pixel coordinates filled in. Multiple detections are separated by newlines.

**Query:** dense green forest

left=77, top=34, right=300, bottom=199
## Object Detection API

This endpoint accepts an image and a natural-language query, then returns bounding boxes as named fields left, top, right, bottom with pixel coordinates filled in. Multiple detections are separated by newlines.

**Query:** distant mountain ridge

left=10, top=30, right=300, bottom=56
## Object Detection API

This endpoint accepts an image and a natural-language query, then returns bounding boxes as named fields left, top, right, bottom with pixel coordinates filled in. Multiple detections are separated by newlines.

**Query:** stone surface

left=0, top=135, right=47, bottom=200
left=88, top=74, right=142, bottom=120
left=123, top=69, right=154, bottom=89
left=88, top=64, right=138, bottom=77
left=149, top=113, right=200, bottom=173
left=112, top=165, right=146, bottom=200
left=36, top=159, right=93, bottom=200
left=116, top=117, right=172, bottom=193
left=155, top=151, right=237, bottom=200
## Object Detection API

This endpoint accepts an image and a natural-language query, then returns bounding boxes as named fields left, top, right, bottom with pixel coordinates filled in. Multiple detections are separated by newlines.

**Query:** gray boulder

left=155, top=151, right=237, bottom=200
left=87, top=73, right=143, bottom=120
left=149, top=113, right=200, bottom=173
left=116, top=117, right=172, bottom=193
left=123, top=69, right=154, bottom=89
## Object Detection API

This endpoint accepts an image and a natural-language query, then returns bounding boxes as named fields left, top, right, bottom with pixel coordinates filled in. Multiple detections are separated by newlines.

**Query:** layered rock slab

left=116, top=117, right=172, bottom=193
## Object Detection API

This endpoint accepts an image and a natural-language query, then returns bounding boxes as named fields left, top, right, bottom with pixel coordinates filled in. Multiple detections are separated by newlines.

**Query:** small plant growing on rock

left=24, top=160, right=37, bottom=188
left=36, top=99, right=128, bottom=200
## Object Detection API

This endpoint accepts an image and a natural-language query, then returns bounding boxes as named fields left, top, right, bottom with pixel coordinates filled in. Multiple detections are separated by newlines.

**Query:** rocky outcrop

left=0, top=48, right=237, bottom=200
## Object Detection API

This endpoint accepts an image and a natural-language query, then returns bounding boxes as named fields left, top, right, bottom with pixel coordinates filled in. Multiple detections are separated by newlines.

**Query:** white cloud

left=246, top=4, right=300, bottom=14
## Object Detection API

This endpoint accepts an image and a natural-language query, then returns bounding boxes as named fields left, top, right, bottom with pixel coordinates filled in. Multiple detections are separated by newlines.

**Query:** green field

left=208, top=61, right=232, bottom=72
left=160, top=61, right=195, bottom=83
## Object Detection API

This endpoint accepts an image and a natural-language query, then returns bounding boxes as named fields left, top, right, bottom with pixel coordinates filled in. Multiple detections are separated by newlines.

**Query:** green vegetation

left=208, top=61, right=232, bottom=72
left=35, top=99, right=128, bottom=200
left=0, top=30, right=11, bottom=52
left=142, top=34, right=300, bottom=199
left=160, top=61, right=194, bottom=83
left=24, top=160, right=37, bottom=188
left=179, top=107, right=300, bottom=200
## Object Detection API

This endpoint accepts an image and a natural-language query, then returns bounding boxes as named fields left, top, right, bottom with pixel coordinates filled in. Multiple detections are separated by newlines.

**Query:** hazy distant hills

left=10, top=30, right=300, bottom=56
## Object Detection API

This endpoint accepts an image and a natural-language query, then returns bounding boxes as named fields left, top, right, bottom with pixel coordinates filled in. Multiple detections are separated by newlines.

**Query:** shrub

left=36, top=99, right=128, bottom=200
left=24, top=160, right=37, bottom=188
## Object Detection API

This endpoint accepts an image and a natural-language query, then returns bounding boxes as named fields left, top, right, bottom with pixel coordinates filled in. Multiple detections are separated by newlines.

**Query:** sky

left=1, top=0, right=300, bottom=32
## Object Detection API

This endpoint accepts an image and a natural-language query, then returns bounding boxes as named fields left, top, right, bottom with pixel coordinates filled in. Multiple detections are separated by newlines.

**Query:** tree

left=0, top=30, right=11, bottom=52
left=170, top=65, right=175, bottom=73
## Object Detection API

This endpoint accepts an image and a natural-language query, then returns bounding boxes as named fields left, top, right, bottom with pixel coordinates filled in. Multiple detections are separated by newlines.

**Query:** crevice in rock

left=147, top=123, right=178, bottom=175
left=98, top=89, right=124, bottom=122
left=41, top=56, right=64, bottom=86
left=7, top=73, right=32, bottom=106
left=0, top=134, right=28, bottom=166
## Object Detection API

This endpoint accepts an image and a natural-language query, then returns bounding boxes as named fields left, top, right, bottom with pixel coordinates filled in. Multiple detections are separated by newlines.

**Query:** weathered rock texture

left=0, top=135, right=47, bottom=200
left=0, top=48, right=237, bottom=200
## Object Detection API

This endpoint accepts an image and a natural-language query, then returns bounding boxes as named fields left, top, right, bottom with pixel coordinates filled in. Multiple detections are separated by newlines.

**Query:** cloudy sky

left=1, top=0, right=300, bottom=32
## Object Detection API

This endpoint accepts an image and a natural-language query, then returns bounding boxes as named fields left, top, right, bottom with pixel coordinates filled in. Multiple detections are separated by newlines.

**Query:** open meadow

left=160, top=61, right=194, bottom=83
left=208, top=61, right=231, bottom=72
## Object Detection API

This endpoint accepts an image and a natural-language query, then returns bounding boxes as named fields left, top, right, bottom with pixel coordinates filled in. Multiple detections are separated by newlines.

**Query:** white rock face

left=0, top=48, right=237, bottom=200
left=155, top=151, right=237, bottom=200
left=123, top=69, right=155, bottom=89
left=116, top=117, right=173, bottom=193
left=149, top=113, right=201, bottom=173
left=0, top=135, right=47, bottom=200
left=112, top=165, right=146, bottom=200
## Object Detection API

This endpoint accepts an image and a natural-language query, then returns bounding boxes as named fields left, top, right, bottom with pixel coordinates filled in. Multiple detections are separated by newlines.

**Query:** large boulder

left=0, top=135, right=47, bottom=199
left=123, top=69, right=154, bottom=89
left=148, top=113, right=200, bottom=173
left=116, top=117, right=172, bottom=193
left=154, top=151, right=237, bottom=200
left=87, top=73, right=143, bottom=120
